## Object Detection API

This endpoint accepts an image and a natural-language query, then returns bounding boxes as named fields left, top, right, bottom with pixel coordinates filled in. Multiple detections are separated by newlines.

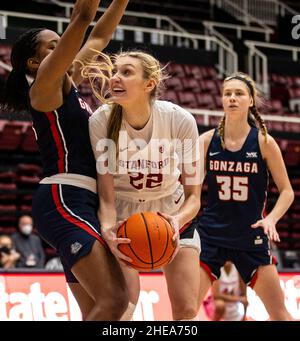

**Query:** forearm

left=98, top=202, right=117, bottom=231
left=71, top=0, right=101, bottom=23
left=215, top=294, right=242, bottom=303
left=174, top=193, right=200, bottom=228
left=90, top=0, right=129, bottom=41
left=267, top=188, right=294, bottom=224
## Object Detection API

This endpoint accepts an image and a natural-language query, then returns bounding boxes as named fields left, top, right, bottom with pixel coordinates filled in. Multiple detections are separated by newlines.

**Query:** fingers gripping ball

left=117, top=211, right=176, bottom=271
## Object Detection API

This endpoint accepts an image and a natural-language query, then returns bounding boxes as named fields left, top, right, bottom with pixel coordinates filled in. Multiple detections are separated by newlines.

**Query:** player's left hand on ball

left=101, top=220, right=132, bottom=262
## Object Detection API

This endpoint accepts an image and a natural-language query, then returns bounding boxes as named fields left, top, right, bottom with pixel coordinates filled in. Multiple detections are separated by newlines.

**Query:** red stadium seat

left=284, top=140, right=300, bottom=166
left=22, top=125, right=38, bottom=153
left=183, top=64, right=203, bottom=79
left=0, top=183, right=17, bottom=191
left=193, top=114, right=204, bottom=125
left=266, top=99, right=284, bottom=115
left=181, top=77, right=201, bottom=92
left=19, top=204, right=32, bottom=213
left=195, top=93, right=214, bottom=110
left=199, top=79, right=218, bottom=94
left=162, top=89, right=179, bottom=104
left=177, top=91, right=198, bottom=108
left=202, top=66, right=218, bottom=80
left=0, top=121, right=25, bottom=151
left=213, top=94, right=223, bottom=109
left=0, top=204, right=17, bottom=213
left=17, top=163, right=42, bottom=176
left=166, top=63, right=186, bottom=77
left=165, top=77, right=184, bottom=91
left=0, top=227, right=17, bottom=235
left=0, top=171, right=17, bottom=183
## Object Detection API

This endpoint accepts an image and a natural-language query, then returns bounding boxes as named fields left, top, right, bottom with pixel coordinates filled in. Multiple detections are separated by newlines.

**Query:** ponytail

left=251, top=105, right=268, bottom=143
left=0, top=28, right=45, bottom=112
left=217, top=115, right=226, bottom=150
left=0, top=69, right=30, bottom=112
left=107, top=104, right=123, bottom=147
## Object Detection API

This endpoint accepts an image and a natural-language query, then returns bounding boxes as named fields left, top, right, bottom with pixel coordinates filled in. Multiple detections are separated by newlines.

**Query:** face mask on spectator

left=20, top=224, right=33, bottom=235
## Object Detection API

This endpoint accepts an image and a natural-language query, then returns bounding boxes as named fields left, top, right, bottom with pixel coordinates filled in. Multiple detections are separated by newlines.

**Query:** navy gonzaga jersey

left=29, top=86, right=96, bottom=179
left=198, top=127, right=269, bottom=250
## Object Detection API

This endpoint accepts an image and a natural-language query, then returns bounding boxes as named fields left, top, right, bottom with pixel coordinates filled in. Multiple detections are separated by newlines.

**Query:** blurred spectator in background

left=0, top=234, right=20, bottom=269
left=45, top=256, right=63, bottom=271
left=12, top=214, right=45, bottom=268
left=203, top=261, right=248, bottom=321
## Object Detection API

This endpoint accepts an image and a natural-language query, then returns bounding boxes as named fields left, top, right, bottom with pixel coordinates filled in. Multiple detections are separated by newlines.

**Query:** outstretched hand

left=251, top=217, right=280, bottom=242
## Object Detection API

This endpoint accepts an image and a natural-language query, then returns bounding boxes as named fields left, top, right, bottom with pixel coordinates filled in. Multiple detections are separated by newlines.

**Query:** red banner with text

left=0, top=272, right=299, bottom=321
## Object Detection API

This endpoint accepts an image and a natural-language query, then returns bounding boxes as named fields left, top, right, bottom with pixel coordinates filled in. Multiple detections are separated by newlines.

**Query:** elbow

left=102, top=35, right=113, bottom=47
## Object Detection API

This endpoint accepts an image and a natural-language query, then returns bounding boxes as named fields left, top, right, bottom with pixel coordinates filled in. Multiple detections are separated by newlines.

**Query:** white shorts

left=116, top=185, right=200, bottom=253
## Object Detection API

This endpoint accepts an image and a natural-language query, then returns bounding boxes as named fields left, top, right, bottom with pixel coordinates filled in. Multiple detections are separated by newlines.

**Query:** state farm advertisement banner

left=0, top=272, right=300, bottom=321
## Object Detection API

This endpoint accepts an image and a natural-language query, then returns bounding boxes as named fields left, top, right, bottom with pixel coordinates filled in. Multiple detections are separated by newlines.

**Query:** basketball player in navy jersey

left=0, top=0, right=130, bottom=320
left=194, top=72, right=294, bottom=320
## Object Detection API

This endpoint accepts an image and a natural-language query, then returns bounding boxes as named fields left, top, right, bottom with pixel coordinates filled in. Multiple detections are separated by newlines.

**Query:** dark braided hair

left=0, top=28, right=46, bottom=112
left=218, top=72, right=268, bottom=149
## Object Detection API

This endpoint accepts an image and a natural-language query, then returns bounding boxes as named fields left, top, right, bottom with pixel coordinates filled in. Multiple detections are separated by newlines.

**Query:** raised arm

left=72, top=0, right=129, bottom=85
left=30, top=0, right=101, bottom=110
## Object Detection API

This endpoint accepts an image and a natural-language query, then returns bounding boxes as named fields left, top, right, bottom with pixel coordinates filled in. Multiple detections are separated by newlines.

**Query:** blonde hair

left=218, top=72, right=268, bottom=149
left=80, top=50, right=168, bottom=146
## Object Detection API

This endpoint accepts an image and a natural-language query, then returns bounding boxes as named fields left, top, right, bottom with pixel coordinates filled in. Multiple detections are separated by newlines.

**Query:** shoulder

left=90, top=104, right=112, bottom=125
left=155, top=100, right=194, bottom=120
left=200, top=129, right=215, bottom=146
left=258, top=131, right=281, bottom=159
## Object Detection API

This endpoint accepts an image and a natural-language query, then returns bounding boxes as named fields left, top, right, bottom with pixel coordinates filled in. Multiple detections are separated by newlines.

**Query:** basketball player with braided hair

left=0, top=0, right=130, bottom=320
left=193, top=72, right=294, bottom=320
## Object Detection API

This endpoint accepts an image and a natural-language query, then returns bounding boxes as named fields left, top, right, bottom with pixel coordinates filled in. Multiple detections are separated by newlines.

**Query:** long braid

left=251, top=105, right=268, bottom=143
left=217, top=115, right=226, bottom=150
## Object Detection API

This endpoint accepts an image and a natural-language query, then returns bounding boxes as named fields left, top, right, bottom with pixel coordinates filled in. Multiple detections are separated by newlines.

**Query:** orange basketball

left=117, top=211, right=176, bottom=271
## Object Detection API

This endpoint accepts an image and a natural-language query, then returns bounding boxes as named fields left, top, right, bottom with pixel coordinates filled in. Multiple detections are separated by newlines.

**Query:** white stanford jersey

left=89, top=100, right=199, bottom=202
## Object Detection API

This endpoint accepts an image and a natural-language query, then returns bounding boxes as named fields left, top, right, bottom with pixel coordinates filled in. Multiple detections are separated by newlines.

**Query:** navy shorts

left=32, top=184, right=106, bottom=283
left=200, top=239, right=277, bottom=287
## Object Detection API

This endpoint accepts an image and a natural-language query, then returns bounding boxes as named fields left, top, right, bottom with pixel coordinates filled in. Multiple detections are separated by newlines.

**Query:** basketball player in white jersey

left=204, top=261, right=248, bottom=321
left=87, top=51, right=201, bottom=321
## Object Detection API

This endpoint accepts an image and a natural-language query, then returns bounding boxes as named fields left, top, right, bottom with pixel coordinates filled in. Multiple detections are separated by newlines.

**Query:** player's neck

left=122, top=101, right=152, bottom=130
left=224, top=118, right=250, bottom=141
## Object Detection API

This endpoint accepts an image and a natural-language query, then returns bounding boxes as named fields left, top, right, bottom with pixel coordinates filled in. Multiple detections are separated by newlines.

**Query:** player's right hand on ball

left=157, top=212, right=180, bottom=263
left=101, top=221, right=132, bottom=263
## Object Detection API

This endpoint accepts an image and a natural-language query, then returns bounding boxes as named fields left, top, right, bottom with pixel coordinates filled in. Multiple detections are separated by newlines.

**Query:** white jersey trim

left=40, top=173, right=97, bottom=194
left=58, top=184, right=100, bottom=237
